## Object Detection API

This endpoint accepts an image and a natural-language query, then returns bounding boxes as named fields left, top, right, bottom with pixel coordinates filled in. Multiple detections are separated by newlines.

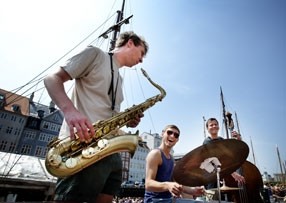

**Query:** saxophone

left=45, top=68, right=166, bottom=177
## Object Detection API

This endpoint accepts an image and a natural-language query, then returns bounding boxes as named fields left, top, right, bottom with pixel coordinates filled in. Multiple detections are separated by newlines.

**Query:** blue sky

left=1, top=0, right=285, bottom=177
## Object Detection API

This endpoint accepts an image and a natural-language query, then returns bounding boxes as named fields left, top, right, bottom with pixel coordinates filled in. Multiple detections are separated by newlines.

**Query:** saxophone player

left=44, top=31, right=149, bottom=203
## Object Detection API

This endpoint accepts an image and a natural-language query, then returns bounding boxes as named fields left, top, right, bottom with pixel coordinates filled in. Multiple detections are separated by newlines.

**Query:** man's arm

left=44, top=67, right=95, bottom=141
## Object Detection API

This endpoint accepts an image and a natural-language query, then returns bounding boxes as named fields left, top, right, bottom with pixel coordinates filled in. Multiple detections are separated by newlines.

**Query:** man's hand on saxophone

left=44, top=68, right=95, bottom=143
left=126, top=112, right=144, bottom=128
left=64, top=107, right=95, bottom=142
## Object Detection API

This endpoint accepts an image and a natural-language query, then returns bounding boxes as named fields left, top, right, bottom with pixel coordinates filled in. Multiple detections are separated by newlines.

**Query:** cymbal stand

left=215, top=165, right=222, bottom=203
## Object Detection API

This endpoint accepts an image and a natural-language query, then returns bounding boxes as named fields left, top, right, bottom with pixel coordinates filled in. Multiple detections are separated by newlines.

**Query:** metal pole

left=109, top=0, right=125, bottom=51
left=203, top=116, right=206, bottom=138
left=220, top=87, right=229, bottom=139
left=276, top=145, right=285, bottom=183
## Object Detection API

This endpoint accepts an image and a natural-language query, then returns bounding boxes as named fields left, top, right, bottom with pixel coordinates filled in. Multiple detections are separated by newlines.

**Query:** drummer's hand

left=192, top=186, right=205, bottom=196
left=232, top=172, right=245, bottom=185
left=168, top=182, right=183, bottom=198
left=183, top=185, right=205, bottom=196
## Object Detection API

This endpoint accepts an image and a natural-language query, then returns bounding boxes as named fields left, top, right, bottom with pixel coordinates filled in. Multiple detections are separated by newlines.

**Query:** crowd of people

left=265, top=182, right=286, bottom=202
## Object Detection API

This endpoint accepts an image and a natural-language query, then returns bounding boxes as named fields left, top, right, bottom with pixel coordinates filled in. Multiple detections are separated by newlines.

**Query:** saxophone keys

left=103, top=125, right=110, bottom=134
left=95, top=130, right=102, bottom=139
left=48, top=154, right=62, bottom=167
left=82, top=147, right=97, bottom=158
left=98, top=139, right=109, bottom=149
left=65, top=157, right=78, bottom=169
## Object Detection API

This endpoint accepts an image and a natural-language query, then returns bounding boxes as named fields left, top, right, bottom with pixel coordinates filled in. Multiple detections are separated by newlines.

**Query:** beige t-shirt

left=59, top=46, right=123, bottom=139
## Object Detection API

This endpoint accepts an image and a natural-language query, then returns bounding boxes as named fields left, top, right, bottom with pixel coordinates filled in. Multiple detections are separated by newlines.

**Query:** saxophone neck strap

left=108, top=52, right=119, bottom=111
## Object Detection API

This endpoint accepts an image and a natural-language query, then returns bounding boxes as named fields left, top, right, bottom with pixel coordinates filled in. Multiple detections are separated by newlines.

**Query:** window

left=53, top=114, right=60, bottom=122
left=6, top=126, right=13, bottom=134
left=19, top=117, right=24, bottom=124
left=43, top=121, right=49, bottom=129
left=8, top=142, right=16, bottom=152
left=35, top=146, right=43, bottom=156
left=11, top=104, right=21, bottom=113
left=20, top=144, right=32, bottom=155
left=43, top=147, right=49, bottom=157
left=11, top=115, right=17, bottom=121
left=39, top=133, right=52, bottom=142
left=0, top=113, right=7, bottom=119
left=0, top=140, right=8, bottom=151
left=24, top=131, right=36, bottom=139
left=14, top=128, right=21, bottom=136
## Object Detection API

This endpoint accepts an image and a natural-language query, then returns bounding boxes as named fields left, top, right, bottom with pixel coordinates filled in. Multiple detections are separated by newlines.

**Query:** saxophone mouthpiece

left=141, top=68, right=149, bottom=79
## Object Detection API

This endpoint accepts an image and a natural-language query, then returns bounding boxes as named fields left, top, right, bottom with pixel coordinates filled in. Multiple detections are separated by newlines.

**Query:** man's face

left=207, top=120, right=219, bottom=135
left=162, top=127, right=180, bottom=148
left=125, top=40, right=145, bottom=67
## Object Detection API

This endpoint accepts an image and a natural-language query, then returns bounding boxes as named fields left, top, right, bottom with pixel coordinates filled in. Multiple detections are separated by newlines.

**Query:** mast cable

left=6, top=13, right=117, bottom=106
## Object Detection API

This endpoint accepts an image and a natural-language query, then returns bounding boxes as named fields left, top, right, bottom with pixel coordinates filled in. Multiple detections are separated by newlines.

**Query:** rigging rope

left=5, top=12, right=117, bottom=107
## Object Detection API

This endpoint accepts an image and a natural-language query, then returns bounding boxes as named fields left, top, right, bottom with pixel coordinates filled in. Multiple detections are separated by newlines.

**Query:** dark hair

left=162, top=124, right=180, bottom=135
left=206, top=118, right=219, bottom=128
left=115, top=31, right=149, bottom=56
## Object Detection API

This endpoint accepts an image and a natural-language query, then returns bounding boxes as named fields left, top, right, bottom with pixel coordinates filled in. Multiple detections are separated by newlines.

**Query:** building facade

left=0, top=89, right=64, bottom=158
left=0, top=89, right=29, bottom=153
left=128, top=140, right=149, bottom=183
left=140, top=131, right=161, bottom=150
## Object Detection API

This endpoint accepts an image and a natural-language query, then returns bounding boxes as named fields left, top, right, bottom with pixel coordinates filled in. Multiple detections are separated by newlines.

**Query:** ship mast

left=234, top=112, right=241, bottom=134
left=203, top=116, right=206, bottom=138
left=220, top=87, right=230, bottom=139
left=276, top=145, right=286, bottom=184
left=98, top=0, right=133, bottom=51
left=110, top=0, right=125, bottom=51
left=250, top=137, right=257, bottom=165
left=234, top=112, right=256, bottom=165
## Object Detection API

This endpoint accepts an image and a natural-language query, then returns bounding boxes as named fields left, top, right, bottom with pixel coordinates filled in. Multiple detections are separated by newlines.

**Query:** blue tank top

left=144, top=149, right=174, bottom=203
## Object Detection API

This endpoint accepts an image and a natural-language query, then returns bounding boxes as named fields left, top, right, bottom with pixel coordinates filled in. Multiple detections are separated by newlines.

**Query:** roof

left=0, top=88, right=30, bottom=116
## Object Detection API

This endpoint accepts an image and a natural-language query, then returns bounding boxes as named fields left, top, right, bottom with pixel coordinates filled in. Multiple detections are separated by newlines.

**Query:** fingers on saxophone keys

left=127, top=120, right=136, bottom=128
left=137, top=112, right=144, bottom=119
left=128, top=113, right=144, bottom=127
left=69, top=124, right=76, bottom=140
left=86, top=122, right=95, bottom=137
left=73, top=123, right=91, bottom=142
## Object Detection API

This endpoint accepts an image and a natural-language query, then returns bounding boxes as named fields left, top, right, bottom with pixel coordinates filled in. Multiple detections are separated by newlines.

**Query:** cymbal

left=173, top=139, right=249, bottom=186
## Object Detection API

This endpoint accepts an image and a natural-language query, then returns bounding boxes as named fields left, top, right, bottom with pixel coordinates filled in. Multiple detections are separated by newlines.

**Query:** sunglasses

left=166, top=130, right=180, bottom=138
